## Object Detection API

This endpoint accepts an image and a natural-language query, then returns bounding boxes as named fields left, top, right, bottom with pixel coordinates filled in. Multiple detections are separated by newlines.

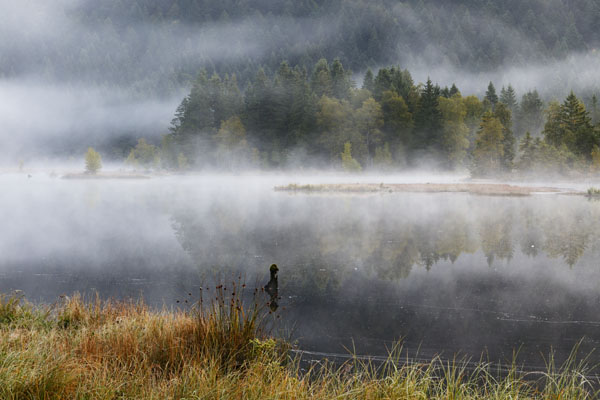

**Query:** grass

left=0, top=288, right=598, bottom=399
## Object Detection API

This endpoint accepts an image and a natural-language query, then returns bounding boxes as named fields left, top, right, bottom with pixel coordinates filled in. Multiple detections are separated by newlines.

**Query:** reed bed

left=0, top=288, right=597, bottom=399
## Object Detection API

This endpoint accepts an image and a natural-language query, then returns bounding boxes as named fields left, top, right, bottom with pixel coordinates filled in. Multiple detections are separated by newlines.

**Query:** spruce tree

left=311, top=58, right=332, bottom=98
left=591, top=95, right=600, bottom=124
left=499, top=85, right=518, bottom=113
left=473, top=111, right=504, bottom=176
left=517, top=90, right=544, bottom=137
left=449, top=84, right=460, bottom=97
left=485, top=82, right=499, bottom=108
left=414, top=78, right=443, bottom=150
left=362, top=69, right=375, bottom=93
left=331, top=59, right=352, bottom=99
left=517, top=132, right=536, bottom=171
left=494, top=103, right=515, bottom=170
left=560, top=92, right=594, bottom=156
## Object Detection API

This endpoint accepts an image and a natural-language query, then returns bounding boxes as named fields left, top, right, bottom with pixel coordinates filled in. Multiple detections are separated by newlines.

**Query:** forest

left=121, top=58, right=600, bottom=177
left=5, top=0, right=600, bottom=162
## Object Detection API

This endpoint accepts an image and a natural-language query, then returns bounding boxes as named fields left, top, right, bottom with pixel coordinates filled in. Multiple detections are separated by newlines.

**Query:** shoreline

left=0, top=291, right=596, bottom=398
left=61, top=172, right=151, bottom=180
left=275, top=182, right=567, bottom=196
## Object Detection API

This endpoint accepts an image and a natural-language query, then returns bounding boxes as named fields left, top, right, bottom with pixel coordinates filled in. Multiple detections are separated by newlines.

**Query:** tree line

left=127, top=58, right=600, bottom=176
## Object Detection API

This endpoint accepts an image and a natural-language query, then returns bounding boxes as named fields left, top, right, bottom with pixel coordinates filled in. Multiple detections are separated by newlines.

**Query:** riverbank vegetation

left=0, top=291, right=597, bottom=399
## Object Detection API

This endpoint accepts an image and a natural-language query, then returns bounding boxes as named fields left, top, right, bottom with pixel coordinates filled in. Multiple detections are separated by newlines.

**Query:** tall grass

left=0, top=290, right=597, bottom=399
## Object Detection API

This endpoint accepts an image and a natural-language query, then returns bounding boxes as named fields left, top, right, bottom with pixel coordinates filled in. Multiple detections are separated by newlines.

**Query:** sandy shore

left=275, top=183, right=564, bottom=196
left=61, top=172, right=151, bottom=180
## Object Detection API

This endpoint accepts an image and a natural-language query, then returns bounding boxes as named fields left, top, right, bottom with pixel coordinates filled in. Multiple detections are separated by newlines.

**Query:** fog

left=2, top=173, right=600, bottom=367
left=2, top=0, right=600, bottom=163
left=0, top=80, right=183, bottom=162
left=0, top=0, right=341, bottom=161
left=5, top=0, right=600, bottom=380
left=406, top=50, right=600, bottom=98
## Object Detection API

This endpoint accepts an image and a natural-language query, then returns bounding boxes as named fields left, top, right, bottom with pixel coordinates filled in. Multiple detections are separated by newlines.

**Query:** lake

left=2, top=172, right=600, bottom=370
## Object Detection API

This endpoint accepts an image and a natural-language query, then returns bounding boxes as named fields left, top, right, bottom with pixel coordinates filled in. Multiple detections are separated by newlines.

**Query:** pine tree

left=244, top=68, right=277, bottom=153
left=542, top=101, right=563, bottom=148
left=362, top=69, right=375, bottom=93
left=449, top=83, right=460, bottom=97
left=438, top=94, right=469, bottom=168
left=516, top=90, right=544, bottom=137
left=380, top=90, right=413, bottom=145
left=311, top=58, right=332, bottom=98
left=494, top=103, right=515, bottom=170
left=355, top=97, right=384, bottom=165
left=559, top=92, right=594, bottom=157
left=414, top=78, right=442, bottom=150
left=544, top=92, right=595, bottom=156
left=591, top=95, right=600, bottom=124
left=373, top=68, right=392, bottom=100
left=517, top=132, right=536, bottom=171
left=331, top=59, right=352, bottom=99
left=499, top=85, right=518, bottom=114
left=485, top=82, right=499, bottom=109
left=472, top=111, right=504, bottom=176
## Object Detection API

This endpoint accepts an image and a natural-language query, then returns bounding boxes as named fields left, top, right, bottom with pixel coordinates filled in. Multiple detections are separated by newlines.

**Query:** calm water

left=2, top=173, right=600, bottom=369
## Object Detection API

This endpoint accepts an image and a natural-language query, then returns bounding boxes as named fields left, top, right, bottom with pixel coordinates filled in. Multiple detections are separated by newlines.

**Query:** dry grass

left=275, top=183, right=562, bottom=196
left=61, top=173, right=151, bottom=180
left=0, top=289, right=597, bottom=399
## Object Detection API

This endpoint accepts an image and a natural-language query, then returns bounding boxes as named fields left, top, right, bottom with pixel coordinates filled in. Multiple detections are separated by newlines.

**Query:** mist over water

left=4, top=0, right=600, bottom=379
left=3, top=173, right=600, bottom=368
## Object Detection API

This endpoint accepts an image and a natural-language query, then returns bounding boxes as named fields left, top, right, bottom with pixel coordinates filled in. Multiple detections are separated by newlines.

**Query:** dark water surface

left=3, top=173, right=600, bottom=369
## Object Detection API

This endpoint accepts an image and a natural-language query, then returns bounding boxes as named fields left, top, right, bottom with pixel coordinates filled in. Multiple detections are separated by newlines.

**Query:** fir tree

left=472, top=111, right=504, bottom=176
left=362, top=69, right=375, bottom=93
left=494, top=103, right=516, bottom=170
left=517, top=132, right=536, bottom=171
left=485, top=82, right=499, bottom=108
left=414, top=78, right=442, bottom=150
left=499, top=85, right=518, bottom=113
left=516, top=90, right=544, bottom=137
left=331, top=59, right=352, bottom=99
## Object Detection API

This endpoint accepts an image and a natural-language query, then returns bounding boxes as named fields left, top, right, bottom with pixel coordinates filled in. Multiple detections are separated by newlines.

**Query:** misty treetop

left=4, top=0, right=599, bottom=96
left=6, top=0, right=600, bottom=160
left=158, top=58, right=600, bottom=176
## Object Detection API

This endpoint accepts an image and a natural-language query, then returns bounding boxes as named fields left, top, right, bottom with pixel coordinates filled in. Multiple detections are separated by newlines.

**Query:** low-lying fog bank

left=5, top=165, right=600, bottom=193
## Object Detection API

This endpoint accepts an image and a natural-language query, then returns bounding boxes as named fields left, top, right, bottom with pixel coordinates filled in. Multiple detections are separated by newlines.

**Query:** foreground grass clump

left=0, top=290, right=598, bottom=399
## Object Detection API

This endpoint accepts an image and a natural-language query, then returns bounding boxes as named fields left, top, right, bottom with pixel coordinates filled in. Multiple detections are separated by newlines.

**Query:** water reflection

left=167, top=190, right=600, bottom=367
left=264, top=264, right=279, bottom=311
left=171, top=193, right=599, bottom=277
left=2, top=176, right=600, bottom=369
